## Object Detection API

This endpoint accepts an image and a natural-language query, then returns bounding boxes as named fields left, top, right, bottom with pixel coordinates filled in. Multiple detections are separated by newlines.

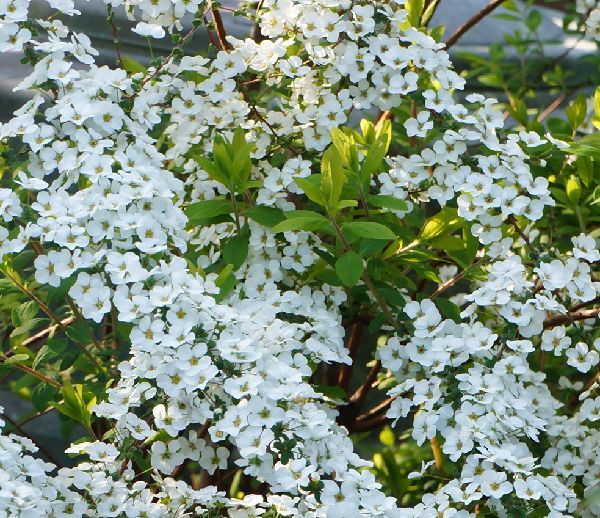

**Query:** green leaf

left=430, top=235, right=465, bottom=251
left=342, top=221, right=396, bottom=240
left=570, top=134, right=600, bottom=158
left=295, top=176, right=327, bottom=206
left=121, top=56, right=147, bottom=75
left=0, top=278, right=20, bottom=295
left=66, top=321, right=95, bottom=345
left=360, top=126, right=391, bottom=181
left=435, top=298, right=461, bottom=323
left=31, top=382, right=57, bottom=411
left=406, top=0, right=425, bottom=26
left=313, top=384, right=347, bottom=402
left=493, top=13, right=521, bottom=21
left=525, top=9, right=542, bottom=32
left=12, top=301, right=39, bottom=328
left=321, top=145, right=347, bottom=211
left=244, top=205, right=285, bottom=227
left=186, top=199, right=232, bottom=223
left=576, top=156, right=594, bottom=188
left=195, top=156, right=228, bottom=185
left=421, top=0, right=439, bottom=24
left=11, top=318, right=46, bottom=338
left=217, top=273, right=236, bottom=300
left=368, top=195, right=409, bottom=212
left=33, top=338, right=68, bottom=369
left=379, top=426, right=395, bottom=447
left=360, top=119, right=376, bottom=144
left=566, top=175, right=582, bottom=205
left=565, top=93, right=587, bottom=131
left=52, top=382, right=94, bottom=431
left=335, top=251, right=364, bottom=287
left=419, top=207, right=463, bottom=241
left=272, top=211, right=333, bottom=234
left=222, top=228, right=250, bottom=270
left=4, top=353, right=30, bottom=364
left=330, top=128, right=359, bottom=172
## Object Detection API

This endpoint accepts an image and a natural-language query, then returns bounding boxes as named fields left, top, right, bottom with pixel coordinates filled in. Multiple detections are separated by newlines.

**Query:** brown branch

left=543, top=308, right=600, bottom=329
left=337, top=321, right=364, bottom=391
left=355, top=395, right=396, bottom=423
left=348, top=412, right=389, bottom=433
left=507, top=215, right=535, bottom=254
left=0, top=357, right=61, bottom=388
left=17, top=407, right=55, bottom=427
left=348, top=360, right=382, bottom=409
left=538, top=92, right=567, bottom=122
left=445, top=0, right=507, bottom=49
left=21, top=316, right=75, bottom=348
left=571, top=296, right=600, bottom=313
left=211, top=6, right=231, bottom=50
left=430, top=257, right=484, bottom=299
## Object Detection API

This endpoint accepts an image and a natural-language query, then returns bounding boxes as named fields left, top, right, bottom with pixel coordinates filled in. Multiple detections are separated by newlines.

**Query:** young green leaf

left=342, top=221, right=396, bottom=240
left=368, top=194, right=409, bottom=212
left=335, top=251, right=364, bottom=287
left=33, top=338, right=68, bottom=369
left=223, top=228, right=250, bottom=270
left=244, top=205, right=286, bottom=227
left=566, top=175, right=582, bottom=205
left=321, top=145, right=346, bottom=211
left=186, top=199, right=233, bottom=223
left=273, top=211, right=334, bottom=234
left=419, top=207, right=463, bottom=241
left=294, top=176, right=327, bottom=206
left=565, top=93, right=588, bottom=131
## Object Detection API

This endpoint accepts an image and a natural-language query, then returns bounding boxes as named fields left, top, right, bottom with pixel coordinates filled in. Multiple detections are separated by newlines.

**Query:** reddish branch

left=211, top=6, right=232, bottom=50
left=338, top=321, right=364, bottom=391
left=22, top=316, right=75, bottom=348
left=430, top=258, right=484, bottom=299
left=348, top=360, right=382, bottom=409
left=355, top=395, right=396, bottom=423
left=507, top=215, right=535, bottom=253
left=0, top=358, right=61, bottom=388
left=445, top=0, right=507, bottom=49
left=543, top=308, right=600, bottom=329
left=349, top=412, right=389, bottom=433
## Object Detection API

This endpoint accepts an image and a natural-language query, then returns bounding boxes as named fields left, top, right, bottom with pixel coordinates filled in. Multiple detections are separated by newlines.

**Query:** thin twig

left=430, top=257, right=484, bottom=299
left=355, top=395, right=396, bottom=423
left=21, top=316, right=75, bottom=348
left=107, top=6, right=124, bottom=69
left=0, top=355, right=61, bottom=388
left=17, top=407, right=55, bottom=427
left=538, top=91, right=567, bottom=122
left=348, top=412, right=389, bottom=432
left=2, top=269, right=68, bottom=334
left=543, top=308, right=600, bottom=329
left=508, top=215, right=535, bottom=254
left=445, top=0, right=507, bottom=49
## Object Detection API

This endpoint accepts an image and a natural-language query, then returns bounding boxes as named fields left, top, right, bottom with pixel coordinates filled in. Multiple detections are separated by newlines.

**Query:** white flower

left=132, top=22, right=166, bottom=39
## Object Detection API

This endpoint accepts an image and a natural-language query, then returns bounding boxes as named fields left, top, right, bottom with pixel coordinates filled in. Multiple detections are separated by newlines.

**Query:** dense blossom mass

left=0, top=0, right=599, bottom=516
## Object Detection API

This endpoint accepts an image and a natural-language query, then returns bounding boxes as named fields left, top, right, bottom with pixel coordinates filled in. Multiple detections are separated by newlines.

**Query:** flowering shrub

left=1, top=0, right=600, bottom=516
